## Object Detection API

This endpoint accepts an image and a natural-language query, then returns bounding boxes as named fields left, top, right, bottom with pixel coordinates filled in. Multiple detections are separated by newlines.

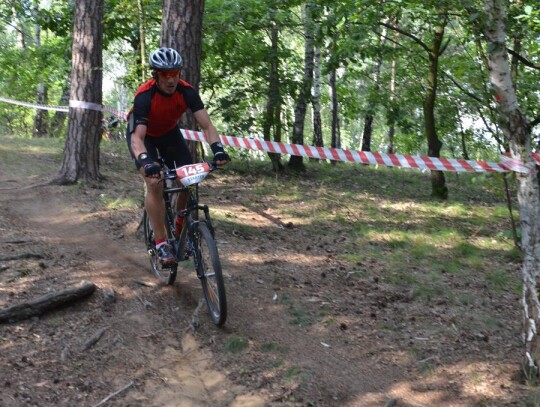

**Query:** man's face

left=155, top=70, right=180, bottom=95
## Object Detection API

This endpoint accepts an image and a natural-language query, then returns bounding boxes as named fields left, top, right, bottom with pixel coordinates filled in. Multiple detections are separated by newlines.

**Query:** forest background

left=2, top=0, right=540, bottom=398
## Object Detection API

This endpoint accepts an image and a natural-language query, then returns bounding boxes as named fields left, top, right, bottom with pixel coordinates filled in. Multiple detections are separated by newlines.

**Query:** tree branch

left=506, top=48, right=540, bottom=70
left=379, top=22, right=430, bottom=54
left=441, top=70, right=485, bottom=104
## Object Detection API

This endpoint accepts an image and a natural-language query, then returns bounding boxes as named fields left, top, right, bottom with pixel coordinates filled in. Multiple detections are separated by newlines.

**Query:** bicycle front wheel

left=193, top=222, right=227, bottom=326
left=143, top=209, right=177, bottom=285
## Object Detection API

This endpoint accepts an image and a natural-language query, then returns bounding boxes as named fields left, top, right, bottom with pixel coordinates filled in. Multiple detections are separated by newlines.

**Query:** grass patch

left=287, top=304, right=314, bottom=326
left=486, top=270, right=512, bottom=292
left=224, top=336, right=249, bottom=353
left=259, top=342, right=288, bottom=353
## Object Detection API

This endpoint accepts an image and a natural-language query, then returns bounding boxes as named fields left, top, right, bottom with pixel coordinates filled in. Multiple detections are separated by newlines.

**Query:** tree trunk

left=361, top=26, right=386, bottom=152
left=329, top=68, right=340, bottom=151
left=386, top=24, right=398, bottom=154
left=32, top=0, right=48, bottom=138
left=51, top=82, right=70, bottom=137
left=289, top=2, right=315, bottom=171
left=424, top=13, right=448, bottom=199
left=33, top=83, right=48, bottom=138
left=480, top=0, right=540, bottom=381
left=361, top=115, right=373, bottom=152
left=54, top=0, right=104, bottom=185
left=312, top=45, right=323, bottom=149
left=161, top=0, right=205, bottom=161
left=263, top=22, right=284, bottom=172
left=137, top=0, right=148, bottom=82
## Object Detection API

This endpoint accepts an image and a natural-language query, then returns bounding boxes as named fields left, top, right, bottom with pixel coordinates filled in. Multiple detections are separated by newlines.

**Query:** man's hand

left=210, top=142, right=230, bottom=166
left=137, top=153, right=161, bottom=177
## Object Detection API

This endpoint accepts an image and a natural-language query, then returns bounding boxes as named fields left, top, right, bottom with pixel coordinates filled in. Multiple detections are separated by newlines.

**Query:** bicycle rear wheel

left=193, top=222, right=227, bottom=326
left=143, top=209, right=177, bottom=285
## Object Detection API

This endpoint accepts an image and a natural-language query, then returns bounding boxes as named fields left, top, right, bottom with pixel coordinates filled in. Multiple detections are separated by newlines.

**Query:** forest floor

left=0, top=136, right=534, bottom=406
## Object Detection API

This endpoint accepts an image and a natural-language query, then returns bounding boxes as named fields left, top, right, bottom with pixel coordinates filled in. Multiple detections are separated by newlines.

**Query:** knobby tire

left=194, top=222, right=227, bottom=326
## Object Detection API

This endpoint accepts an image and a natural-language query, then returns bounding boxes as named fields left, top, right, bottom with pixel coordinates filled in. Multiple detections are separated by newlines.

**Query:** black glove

left=210, top=142, right=230, bottom=163
left=137, top=153, right=160, bottom=176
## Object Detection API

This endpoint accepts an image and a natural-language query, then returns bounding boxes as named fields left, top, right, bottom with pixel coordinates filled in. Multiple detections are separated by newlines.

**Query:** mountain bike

left=142, top=161, right=227, bottom=326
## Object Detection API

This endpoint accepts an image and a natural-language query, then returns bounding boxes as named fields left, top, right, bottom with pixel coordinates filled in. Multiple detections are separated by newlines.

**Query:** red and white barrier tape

left=69, top=100, right=127, bottom=120
left=1, top=95, right=538, bottom=174
left=182, top=129, right=540, bottom=174
left=0, top=96, right=69, bottom=112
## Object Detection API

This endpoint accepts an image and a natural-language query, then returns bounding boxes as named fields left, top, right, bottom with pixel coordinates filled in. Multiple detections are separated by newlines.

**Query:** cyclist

left=126, top=47, right=230, bottom=266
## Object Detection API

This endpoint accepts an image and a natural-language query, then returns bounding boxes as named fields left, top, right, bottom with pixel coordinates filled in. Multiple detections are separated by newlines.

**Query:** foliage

left=0, top=0, right=538, bottom=161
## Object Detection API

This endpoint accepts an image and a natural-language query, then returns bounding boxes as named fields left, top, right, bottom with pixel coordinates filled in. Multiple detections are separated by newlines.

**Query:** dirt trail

left=0, top=182, right=266, bottom=407
left=0, top=146, right=530, bottom=407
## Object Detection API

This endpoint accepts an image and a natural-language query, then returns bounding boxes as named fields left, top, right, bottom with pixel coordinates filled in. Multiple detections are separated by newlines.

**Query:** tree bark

left=54, top=0, right=104, bottom=185
left=480, top=0, right=540, bottom=380
left=161, top=0, right=205, bottom=160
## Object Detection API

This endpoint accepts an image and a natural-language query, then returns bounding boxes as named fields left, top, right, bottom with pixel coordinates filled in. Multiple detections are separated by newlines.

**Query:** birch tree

left=477, top=0, right=540, bottom=379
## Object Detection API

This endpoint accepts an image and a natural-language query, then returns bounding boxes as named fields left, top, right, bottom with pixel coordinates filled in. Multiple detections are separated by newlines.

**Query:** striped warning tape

left=0, top=96, right=69, bottom=112
left=181, top=129, right=529, bottom=173
left=1, top=95, right=538, bottom=174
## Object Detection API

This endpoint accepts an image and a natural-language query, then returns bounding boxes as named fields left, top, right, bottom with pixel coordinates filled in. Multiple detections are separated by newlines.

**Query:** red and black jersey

left=129, top=79, right=204, bottom=137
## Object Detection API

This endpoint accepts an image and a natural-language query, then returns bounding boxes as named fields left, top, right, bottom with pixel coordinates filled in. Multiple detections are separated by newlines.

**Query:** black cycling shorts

left=126, top=126, right=193, bottom=170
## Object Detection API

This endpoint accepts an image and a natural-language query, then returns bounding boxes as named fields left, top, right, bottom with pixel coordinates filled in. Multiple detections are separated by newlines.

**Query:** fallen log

left=0, top=253, right=44, bottom=261
left=0, top=280, right=97, bottom=323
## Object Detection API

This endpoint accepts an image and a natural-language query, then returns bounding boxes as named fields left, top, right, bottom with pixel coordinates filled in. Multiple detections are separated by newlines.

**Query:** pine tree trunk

left=161, top=0, right=205, bottom=161
left=54, top=0, right=104, bottom=185
left=481, top=0, right=540, bottom=381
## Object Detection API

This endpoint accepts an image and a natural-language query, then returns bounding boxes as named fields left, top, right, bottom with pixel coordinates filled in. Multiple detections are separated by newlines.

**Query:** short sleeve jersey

left=130, top=79, right=205, bottom=137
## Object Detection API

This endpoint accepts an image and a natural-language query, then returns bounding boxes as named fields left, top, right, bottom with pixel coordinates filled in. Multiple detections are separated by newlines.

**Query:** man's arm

left=193, top=109, right=230, bottom=165
left=193, top=109, right=220, bottom=144
left=131, top=124, right=148, bottom=159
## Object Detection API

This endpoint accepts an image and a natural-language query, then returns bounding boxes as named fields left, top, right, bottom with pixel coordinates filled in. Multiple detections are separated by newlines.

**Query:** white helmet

left=149, top=47, right=183, bottom=70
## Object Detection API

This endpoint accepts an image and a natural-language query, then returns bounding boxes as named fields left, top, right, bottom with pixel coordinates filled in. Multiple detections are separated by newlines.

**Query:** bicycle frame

left=144, top=160, right=227, bottom=326
left=161, top=167, right=215, bottom=268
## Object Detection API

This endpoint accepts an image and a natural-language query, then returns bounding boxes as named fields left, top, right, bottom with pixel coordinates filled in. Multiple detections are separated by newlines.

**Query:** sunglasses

left=156, top=70, right=180, bottom=78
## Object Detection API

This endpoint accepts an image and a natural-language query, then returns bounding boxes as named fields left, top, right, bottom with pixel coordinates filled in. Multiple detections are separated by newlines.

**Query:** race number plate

left=175, top=162, right=211, bottom=186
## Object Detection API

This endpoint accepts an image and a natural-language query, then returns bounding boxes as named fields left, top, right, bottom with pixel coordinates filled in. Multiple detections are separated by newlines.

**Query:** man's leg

left=143, top=171, right=167, bottom=240
left=143, top=170, right=175, bottom=264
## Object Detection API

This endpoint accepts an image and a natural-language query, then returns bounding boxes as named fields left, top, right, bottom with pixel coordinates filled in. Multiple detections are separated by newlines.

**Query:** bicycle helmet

left=149, top=47, right=183, bottom=70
